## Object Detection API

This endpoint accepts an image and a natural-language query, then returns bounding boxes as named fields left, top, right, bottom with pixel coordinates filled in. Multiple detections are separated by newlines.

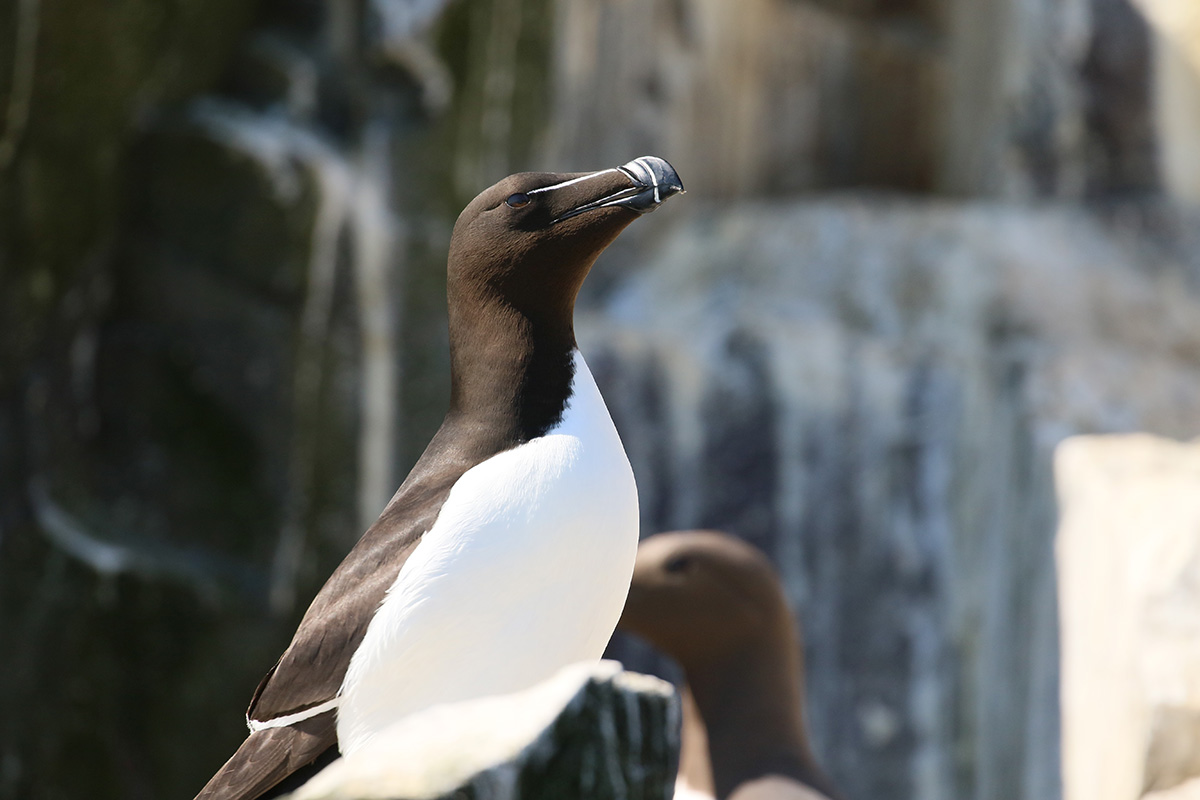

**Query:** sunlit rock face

left=583, top=199, right=1200, bottom=800
left=548, top=0, right=1159, bottom=199
left=549, top=0, right=942, bottom=195
left=1058, top=435, right=1200, bottom=800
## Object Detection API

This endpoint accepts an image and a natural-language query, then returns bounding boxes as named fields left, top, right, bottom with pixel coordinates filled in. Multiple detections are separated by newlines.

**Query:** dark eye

left=505, top=192, right=531, bottom=208
left=664, top=555, right=692, bottom=574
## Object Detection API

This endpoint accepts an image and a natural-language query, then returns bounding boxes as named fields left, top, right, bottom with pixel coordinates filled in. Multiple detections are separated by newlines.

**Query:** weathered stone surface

left=1057, top=434, right=1200, bottom=800
left=549, top=0, right=941, bottom=196
left=0, top=0, right=444, bottom=796
left=0, top=0, right=257, bottom=387
left=548, top=0, right=1161, bottom=199
left=586, top=200, right=1200, bottom=800
left=287, top=662, right=679, bottom=800
left=1133, top=0, right=1200, bottom=203
left=1146, top=778, right=1200, bottom=800
left=4, top=0, right=1200, bottom=798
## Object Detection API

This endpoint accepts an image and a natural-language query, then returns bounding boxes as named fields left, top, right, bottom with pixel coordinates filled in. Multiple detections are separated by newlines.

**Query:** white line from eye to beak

left=526, top=168, right=621, bottom=196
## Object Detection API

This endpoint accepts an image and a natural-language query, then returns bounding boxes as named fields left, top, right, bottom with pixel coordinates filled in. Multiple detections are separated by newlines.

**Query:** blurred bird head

left=620, top=530, right=794, bottom=666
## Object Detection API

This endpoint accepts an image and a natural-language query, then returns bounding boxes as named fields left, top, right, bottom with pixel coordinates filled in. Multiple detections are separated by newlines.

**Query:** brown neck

left=684, top=628, right=840, bottom=800
left=446, top=287, right=577, bottom=444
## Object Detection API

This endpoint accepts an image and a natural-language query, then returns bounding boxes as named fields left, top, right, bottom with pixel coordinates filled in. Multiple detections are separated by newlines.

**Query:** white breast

left=336, top=350, right=640, bottom=755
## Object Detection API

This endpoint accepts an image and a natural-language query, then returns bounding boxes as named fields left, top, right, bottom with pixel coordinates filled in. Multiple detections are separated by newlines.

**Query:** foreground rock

left=1058, top=435, right=1200, bottom=800
left=287, top=662, right=679, bottom=800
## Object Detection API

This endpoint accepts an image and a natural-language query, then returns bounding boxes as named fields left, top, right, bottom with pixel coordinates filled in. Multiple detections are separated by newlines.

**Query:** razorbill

left=619, top=530, right=842, bottom=800
left=196, top=156, right=684, bottom=800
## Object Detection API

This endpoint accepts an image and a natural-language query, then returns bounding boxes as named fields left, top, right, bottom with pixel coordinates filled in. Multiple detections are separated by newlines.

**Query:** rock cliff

left=3, top=0, right=1199, bottom=798
left=587, top=198, right=1200, bottom=800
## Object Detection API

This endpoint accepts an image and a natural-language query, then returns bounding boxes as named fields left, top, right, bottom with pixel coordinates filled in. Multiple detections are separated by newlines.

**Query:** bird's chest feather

left=336, top=353, right=639, bottom=754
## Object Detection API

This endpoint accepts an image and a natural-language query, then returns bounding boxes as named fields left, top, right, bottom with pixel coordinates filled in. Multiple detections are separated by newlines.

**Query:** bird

left=196, top=156, right=685, bottom=800
left=618, top=530, right=843, bottom=800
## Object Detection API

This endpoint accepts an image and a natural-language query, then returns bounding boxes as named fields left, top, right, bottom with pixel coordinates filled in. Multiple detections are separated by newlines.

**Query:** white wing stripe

left=246, top=697, right=340, bottom=733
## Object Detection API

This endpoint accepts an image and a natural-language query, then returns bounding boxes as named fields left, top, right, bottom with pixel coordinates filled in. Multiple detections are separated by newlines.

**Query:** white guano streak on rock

left=271, top=123, right=350, bottom=615
left=762, top=318, right=848, bottom=612
left=250, top=36, right=319, bottom=118
left=194, top=100, right=402, bottom=612
left=369, top=0, right=446, bottom=44
left=29, top=479, right=128, bottom=577
left=659, top=340, right=709, bottom=531
left=26, top=478, right=223, bottom=601
left=352, top=122, right=400, bottom=530
left=192, top=101, right=312, bottom=201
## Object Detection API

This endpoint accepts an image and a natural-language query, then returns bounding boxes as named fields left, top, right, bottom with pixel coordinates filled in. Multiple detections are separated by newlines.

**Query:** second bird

left=620, top=530, right=843, bottom=800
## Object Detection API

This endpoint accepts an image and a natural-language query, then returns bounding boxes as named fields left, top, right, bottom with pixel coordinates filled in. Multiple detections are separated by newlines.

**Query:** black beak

left=552, top=156, right=685, bottom=224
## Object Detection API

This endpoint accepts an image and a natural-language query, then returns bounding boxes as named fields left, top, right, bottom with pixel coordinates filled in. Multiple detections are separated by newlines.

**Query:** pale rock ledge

left=285, top=661, right=680, bottom=800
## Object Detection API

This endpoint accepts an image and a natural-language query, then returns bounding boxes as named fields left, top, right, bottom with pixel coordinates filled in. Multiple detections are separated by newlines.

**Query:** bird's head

left=446, top=156, right=684, bottom=335
left=620, top=530, right=792, bottom=666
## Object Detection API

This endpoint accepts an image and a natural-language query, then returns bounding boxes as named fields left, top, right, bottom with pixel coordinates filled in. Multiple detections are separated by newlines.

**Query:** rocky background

left=2, top=0, right=1199, bottom=798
